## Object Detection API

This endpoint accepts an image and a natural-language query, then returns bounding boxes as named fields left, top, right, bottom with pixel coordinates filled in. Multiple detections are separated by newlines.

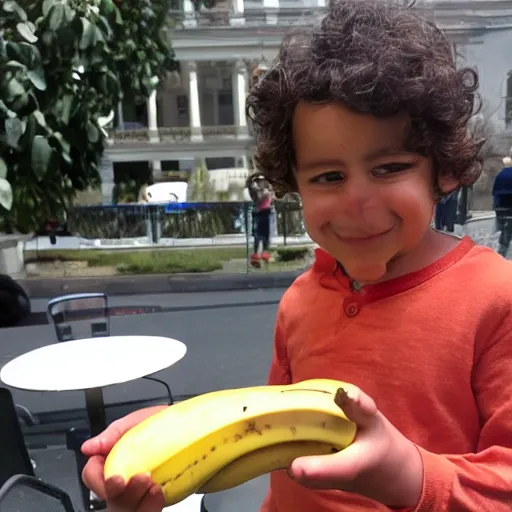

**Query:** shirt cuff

left=413, top=446, right=455, bottom=511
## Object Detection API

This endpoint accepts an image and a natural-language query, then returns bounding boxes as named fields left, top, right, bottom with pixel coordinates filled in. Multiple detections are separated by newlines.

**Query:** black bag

left=0, top=275, right=31, bottom=328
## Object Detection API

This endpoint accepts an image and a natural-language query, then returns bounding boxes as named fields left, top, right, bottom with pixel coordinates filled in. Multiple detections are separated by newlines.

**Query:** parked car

left=0, top=275, right=31, bottom=328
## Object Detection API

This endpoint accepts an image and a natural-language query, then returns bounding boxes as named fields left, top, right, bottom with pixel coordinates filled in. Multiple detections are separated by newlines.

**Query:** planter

left=0, top=234, right=31, bottom=279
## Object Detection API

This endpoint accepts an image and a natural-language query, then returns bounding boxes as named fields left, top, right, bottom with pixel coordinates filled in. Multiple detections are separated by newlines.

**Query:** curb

left=19, top=270, right=304, bottom=298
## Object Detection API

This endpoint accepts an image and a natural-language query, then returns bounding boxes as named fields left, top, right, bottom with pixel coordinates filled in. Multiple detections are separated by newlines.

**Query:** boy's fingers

left=289, top=441, right=366, bottom=489
left=334, top=387, right=377, bottom=429
left=81, top=455, right=111, bottom=500
left=136, top=484, right=166, bottom=512
left=107, top=474, right=154, bottom=510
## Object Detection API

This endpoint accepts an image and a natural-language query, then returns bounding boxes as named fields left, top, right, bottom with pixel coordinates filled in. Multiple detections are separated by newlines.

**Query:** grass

left=274, top=245, right=312, bottom=262
left=24, top=247, right=248, bottom=274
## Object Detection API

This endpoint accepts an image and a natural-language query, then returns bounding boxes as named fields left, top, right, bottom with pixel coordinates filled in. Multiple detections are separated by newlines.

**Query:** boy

left=81, top=1, right=512, bottom=510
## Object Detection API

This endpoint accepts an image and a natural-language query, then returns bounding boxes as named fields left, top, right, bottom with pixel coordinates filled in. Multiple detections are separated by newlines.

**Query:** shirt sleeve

left=267, top=304, right=292, bottom=386
left=413, top=327, right=512, bottom=511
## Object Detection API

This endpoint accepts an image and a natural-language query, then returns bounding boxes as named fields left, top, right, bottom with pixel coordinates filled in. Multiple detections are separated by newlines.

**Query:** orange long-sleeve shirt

left=261, top=236, right=512, bottom=511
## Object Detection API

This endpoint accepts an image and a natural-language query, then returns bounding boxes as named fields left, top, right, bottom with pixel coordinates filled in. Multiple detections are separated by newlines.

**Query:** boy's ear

left=437, top=175, right=460, bottom=195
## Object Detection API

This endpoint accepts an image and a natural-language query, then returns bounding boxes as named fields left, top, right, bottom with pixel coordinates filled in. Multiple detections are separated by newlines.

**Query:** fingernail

left=334, top=387, right=350, bottom=407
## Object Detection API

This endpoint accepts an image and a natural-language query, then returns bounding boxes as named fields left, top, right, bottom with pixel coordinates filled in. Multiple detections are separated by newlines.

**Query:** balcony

left=167, top=0, right=512, bottom=32
left=168, top=6, right=326, bottom=29
left=104, top=126, right=254, bottom=162
left=107, top=125, right=251, bottom=144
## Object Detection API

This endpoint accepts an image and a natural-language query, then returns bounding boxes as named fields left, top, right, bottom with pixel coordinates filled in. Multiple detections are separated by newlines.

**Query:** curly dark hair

left=247, top=0, right=484, bottom=197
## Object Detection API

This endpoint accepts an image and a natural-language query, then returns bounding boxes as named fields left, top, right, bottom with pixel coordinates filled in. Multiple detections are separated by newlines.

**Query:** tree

left=0, top=0, right=177, bottom=233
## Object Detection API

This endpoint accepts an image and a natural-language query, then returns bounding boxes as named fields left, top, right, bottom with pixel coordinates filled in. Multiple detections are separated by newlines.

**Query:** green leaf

left=49, top=3, right=64, bottom=31
left=51, top=131, right=70, bottom=153
left=2, top=1, right=17, bottom=12
left=0, top=178, right=12, bottom=210
left=5, top=118, right=23, bottom=147
left=87, top=121, right=100, bottom=143
left=0, top=100, right=16, bottom=119
left=16, top=22, right=38, bottom=43
left=80, top=18, right=97, bottom=49
left=42, top=0, right=55, bottom=17
left=59, top=94, right=73, bottom=124
left=6, top=41, right=40, bottom=68
left=6, top=78, right=24, bottom=101
left=33, top=110, right=47, bottom=128
left=27, top=68, right=46, bottom=91
left=31, top=135, right=53, bottom=179
left=51, top=132, right=72, bottom=164
left=0, top=178, right=13, bottom=211
left=4, top=60, right=26, bottom=70
left=0, top=158, right=7, bottom=179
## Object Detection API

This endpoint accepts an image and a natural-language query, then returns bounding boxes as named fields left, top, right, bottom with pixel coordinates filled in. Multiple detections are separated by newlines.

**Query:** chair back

left=0, top=387, right=35, bottom=488
left=0, top=474, right=76, bottom=512
left=47, top=293, right=109, bottom=342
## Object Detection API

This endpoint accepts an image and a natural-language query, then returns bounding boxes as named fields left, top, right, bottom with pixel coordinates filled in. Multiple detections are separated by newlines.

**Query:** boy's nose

left=340, top=179, right=374, bottom=214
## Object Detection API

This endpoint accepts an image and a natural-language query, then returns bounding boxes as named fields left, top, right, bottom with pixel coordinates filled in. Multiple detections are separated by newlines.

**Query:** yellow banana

left=198, top=440, right=337, bottom=493
left=104, top=379, right=357, bottom=506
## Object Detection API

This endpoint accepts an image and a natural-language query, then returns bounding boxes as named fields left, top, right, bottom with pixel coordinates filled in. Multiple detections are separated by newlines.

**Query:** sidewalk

left=19, top=213, right=500, bottom=298
left=24, top=233, right=313, bottom=252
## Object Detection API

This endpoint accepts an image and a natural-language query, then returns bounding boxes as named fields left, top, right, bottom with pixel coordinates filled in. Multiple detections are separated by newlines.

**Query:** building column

left=230, top=0, right=245, bottom=26
left=183, top=0, right=197, bottom=28
left=100, top=156, right=115, bottom=205
left=263, top=0, right=279, bottom=25
left=233, top=60, right=248, bottom=139
left=188, top=61, right=203, bottom=141
left=147, top=89, right=162, bottom=178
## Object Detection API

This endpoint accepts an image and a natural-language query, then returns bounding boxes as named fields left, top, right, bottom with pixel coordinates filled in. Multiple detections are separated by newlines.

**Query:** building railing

left=167, top=1, right=512, bottom=29
left=168, top=6, right=326, bottom=28
left=107, top=126, right=250, bottom=144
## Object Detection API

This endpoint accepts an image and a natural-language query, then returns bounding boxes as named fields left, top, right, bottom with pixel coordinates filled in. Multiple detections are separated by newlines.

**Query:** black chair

left=0, top=387, right=76, bottom=512
left=0, top=475, right=75, bottom=512
left=47, top=293, right=173, bottom=511
left=47, top=292, right=173, bottom=405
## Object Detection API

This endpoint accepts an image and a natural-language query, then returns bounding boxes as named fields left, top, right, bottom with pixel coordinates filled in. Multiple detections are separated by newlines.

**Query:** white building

left=100, top=0, right=512, bottom=204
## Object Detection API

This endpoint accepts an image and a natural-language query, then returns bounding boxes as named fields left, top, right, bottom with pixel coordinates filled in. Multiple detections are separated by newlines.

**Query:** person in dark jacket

left=493, top=156, right=512, bottom=257
left=434, top=189, right=459, bottom=232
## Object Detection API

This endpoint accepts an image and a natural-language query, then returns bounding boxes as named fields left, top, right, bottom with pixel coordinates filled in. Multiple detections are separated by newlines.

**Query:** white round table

left=1, top=335, right=186, bottom=512
left=0, top=335, right=186, bottom=434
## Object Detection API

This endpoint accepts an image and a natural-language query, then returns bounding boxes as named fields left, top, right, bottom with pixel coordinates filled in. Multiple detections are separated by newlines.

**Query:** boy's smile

left=292, top=102, right=459, bottom=283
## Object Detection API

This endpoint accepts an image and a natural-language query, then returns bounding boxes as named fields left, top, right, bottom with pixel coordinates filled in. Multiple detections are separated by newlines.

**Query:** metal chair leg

left=142, top=376, right=173, bottom=405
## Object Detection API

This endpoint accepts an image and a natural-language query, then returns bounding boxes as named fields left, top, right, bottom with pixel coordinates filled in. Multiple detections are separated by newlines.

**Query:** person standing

left=493, top=156, right=512, bottom=257
left=247, top=174, right=273, bottom=267
left=434, top=189, right=459, bottom=232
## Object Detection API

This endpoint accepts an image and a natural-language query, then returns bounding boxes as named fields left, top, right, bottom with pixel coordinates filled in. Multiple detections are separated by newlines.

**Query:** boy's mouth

left=334, top=226, right=394, bottom=244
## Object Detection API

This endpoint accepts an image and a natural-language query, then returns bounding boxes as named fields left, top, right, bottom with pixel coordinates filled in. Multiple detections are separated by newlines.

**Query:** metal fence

left=68, top=200, right=306, bottom=244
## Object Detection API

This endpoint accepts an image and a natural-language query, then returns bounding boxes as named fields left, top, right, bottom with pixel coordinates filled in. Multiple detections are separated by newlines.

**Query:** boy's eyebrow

left=298, top=148, right=412, bottom=170
left=363, top=147, right=411, bottom=161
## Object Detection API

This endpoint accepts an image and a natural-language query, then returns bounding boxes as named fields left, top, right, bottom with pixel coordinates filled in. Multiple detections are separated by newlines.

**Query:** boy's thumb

left=334, top=387, right=378, bottom=428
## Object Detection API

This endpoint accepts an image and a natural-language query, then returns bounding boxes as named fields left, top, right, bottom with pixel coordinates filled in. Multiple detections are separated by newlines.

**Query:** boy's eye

left=310, top=171, right=345, bottom=184
left=372, top=163, right=413, bottom=177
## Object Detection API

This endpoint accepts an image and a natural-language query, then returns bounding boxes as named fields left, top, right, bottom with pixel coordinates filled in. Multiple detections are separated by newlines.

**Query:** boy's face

left=292, top=102, right=457, bottom=283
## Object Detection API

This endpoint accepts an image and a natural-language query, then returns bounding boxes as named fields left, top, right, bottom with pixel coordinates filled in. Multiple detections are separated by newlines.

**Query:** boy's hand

left=81, top=406, right=167, bottom=512
left=289, top=387, right=424, bottom=508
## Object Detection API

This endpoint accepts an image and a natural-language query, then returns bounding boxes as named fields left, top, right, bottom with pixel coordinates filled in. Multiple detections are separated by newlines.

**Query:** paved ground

left=2, top=290, right=284, bottom=416
left=1, top=290, right=282, bottom=511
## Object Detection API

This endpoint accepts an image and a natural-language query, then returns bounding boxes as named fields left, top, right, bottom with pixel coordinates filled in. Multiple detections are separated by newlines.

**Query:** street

left=1, top=289, right=285, bottom=416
